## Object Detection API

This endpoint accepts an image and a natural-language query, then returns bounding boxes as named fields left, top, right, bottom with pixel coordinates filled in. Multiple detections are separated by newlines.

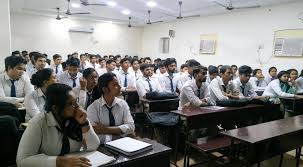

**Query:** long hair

left=92, top=72, right=116, bottom=101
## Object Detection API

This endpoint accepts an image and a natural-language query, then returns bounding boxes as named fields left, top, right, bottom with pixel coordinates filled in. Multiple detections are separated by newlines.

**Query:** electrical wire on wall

left=257, top=44, right=273, bottom=67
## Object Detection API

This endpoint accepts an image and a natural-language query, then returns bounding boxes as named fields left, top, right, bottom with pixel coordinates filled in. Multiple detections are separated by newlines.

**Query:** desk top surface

left=221, top=115, right=303, bottom=144
left=140, top=98, right=179, bottom=103
left=98, top=138, right=171, bottom=166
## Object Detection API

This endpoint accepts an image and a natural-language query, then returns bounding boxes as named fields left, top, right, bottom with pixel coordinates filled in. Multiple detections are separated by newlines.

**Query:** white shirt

left=24, top=88, right=46, bottom=122
left=17, top=112, right=100, bottom=167
left=296, top=77, right=303, bottom=94
left=0, top=72, right=34, bottom=105
left=262, top=79, right=295, bottom=98
left=179, top=79, right=210, bottom=108
left=136, top=76, right=163, bottom=98
left=264, top=76, right=276, bottom=85
left=57, top=71, right=83, bottom=88
left=249, top=77, right=267, bottom=91
left=128, top=68, right=143, bottom=80
left=179, top=72, right=193, bottom=89
left=96, top=68, right=110, bottom=76
left=116, top=70, right=137, bottom=92
left=26, top=62, right=34, bottom=76
left=157, top=73, right=180, bottom=93
left=50, top=64, right=63, bottom=75
left=233, top=78, right=257, bottom=99
left=87, top=96, right=135, bottom=143
left=209, top=77, right=239, bottom=105
left=72, top=87, right=92, bottom=109
left=89, top=63, right=101, bottom=70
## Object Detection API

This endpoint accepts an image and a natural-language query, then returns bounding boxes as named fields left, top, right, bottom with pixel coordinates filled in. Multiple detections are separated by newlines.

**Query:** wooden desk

left=98, top=138, right=172, bottom=167
left=279, top=97, right=303, bottom=116
left=140, top=98, right=179, bottom=112
left=222, top=115, right=303, bottom=166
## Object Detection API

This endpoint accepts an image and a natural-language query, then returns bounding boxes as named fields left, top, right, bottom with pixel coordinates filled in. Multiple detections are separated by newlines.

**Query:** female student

left=249, top=69, right=267, bottom=90
left=262, top=71, right=303, bottom=103
left=287, top=69, right=298, bottom=87
left=17, top=83, right=100, bottom=167
left=296, top=70, right=303, bottom=94
left=87, top=72, right=135, bottom=144
left=24, top=68, right=57, bottom=122
left=264, top=66, right=278, bottom=84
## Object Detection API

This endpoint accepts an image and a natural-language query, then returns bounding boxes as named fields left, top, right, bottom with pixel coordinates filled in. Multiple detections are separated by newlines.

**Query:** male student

left=96, top=59, right=116, bottom=76
left=129, top=59, right=142, bottom=80
left=209, top=65, right=239, bottom=105
left=136, top=64, right=163, bottom=98
left=206, top=65, right=219, bottom=84
left=51, top=54, right=63, bottom=75
left=179, top=65, right=210, bottom=109
left=113, top=55, right=122, bottom=72
left=143, top=57, right=152, bottom=64
left=179, top=59, right=201, bottom=86
left=27, top=52, right=47, bottom=78
left=116, top=58, right=137, bottom=93
left=158, top=58, right=180, bottom=93
left=231, top=65, right=238, bottom=80
left=79, top=54, right=89, bottom=72
left=57, top=57, right=83, bottom=88
left=0, top=56, right=34, bottom=107
left=89, top=54, right=101, bottom=69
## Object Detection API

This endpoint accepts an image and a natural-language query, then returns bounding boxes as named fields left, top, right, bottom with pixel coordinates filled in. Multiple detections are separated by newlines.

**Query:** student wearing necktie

left=72, top=68, right=98, bottom=110
left=0, top=55, right=34, bottom=108
left=57, top=57, right=83, bottom=88
left=158, top=58, right=180, bottom=94
left=87, top=73, right=135, bottom=143
left=117, top=58, right=137, bottom=93
left=264, top=66, right=278, bottom=84
left=89, top=54, right=100, bottom=70
left=51, top=54, right=63, bottom=75
left=27, top=52, right=48, bottom=78
left=179, top=59, right=201, bottom=88
left=129, top=59, right=143, bottom=80
left=249, top=69, right=267, bottom=91
left=24, top=68, right=58, bottom=122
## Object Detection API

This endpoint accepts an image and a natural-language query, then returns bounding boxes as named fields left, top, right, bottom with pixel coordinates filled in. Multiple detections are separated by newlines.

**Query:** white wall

left=0, top=0, right=11, bottom=71
left=10, top=13, right=143, bottom=60
left=141, top=0, right=303, bottom=72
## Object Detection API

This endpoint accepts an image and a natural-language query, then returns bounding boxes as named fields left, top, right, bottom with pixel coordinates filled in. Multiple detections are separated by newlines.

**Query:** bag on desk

left=216, top=99, right=249, bottom=107
left=145, top=92, right=178, bottom=100
left=147, top=112, right=179, bottom=127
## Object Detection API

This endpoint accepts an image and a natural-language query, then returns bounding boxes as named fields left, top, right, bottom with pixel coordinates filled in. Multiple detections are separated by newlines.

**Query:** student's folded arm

left=210, top=81, right=228, bottom=101
left=183, top=86, right=202, bottom=107
left=24, top=94, right=40, bottom=119
left=272, top=83, right=294, bottom=98
left=136, top=81, right=146, bottom=98
left=82, top=121, right=100, bottom=151
left=203, top=86, right=212, bottom=104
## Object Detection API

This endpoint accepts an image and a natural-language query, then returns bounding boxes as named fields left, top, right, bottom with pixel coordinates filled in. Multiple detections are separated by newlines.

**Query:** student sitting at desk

left=249, top=69, right=267, bottom=91
left=73, top=68, right=98, bottom=110
left=58, top=57, right=83, bottom=88
left=116, top=58, right=137, bottom=93
left=24, top=68, right=57, bottom=122
left=87, top=73, right=135, bottom=143
left=296, top=70, right=303, bottom=94
left=262, top=71, right=303, bottom=103
left=264, top=66, right=277, bottom=84
left=231, top=65, right=238, bottom=80
left=287, top=68, right=298, bottom=87
left=136, top=64, right=163, bottom=99
left=128, top=59, right=143, bottom=80
left=0, top=56, right=34, bottom=108
left=158, top=58, right=180, bottom=93
left=27, top=52, right=48, bottom=78
left=179, top=65, right=211, bottom=109
left=17, top=83, right=100, bottom=167
left=179, top=59, right=201, bottom=87
left=209, top=65, right=240, bottom=105
left=206, top=65, right=219, bottom=84
left=96, top=59, right=116, bottom=76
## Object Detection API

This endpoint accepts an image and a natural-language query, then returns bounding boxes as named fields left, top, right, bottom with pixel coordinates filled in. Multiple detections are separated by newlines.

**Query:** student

left=264, top=66, right=277, bottom=84
left=209, top=65, right=239, bottom=105
left=113, top=55, right=122, bottom=72
left=136, top=64, right=163, bottom=98
left=73, top=68, right=98, bottom=110
left=158, top=58, right=180, bottom=93
left=24, top=68, right=57, bottom=122
left=17, top=83, right=100, bottom=166
left=263, top=71, right=303, bottom=103
left=287, top=69, right=298, bottom=87
left=179, top=65, right=210, bottom=109
left=143, top=57, right=152, bottom=64
left=156, top=61, right=167, bottom=76
left=0, top=56, right=34, bottom=108
left=96, top=59, right=116, bottom=76
left=217, top=65, right=223, bottom=74
left=116, top=58, right=137, bottom=93
left=87, top=73, right=135, bottom=143
left=296, top=70, right=303, bottom=94
left=89, top=54, right=100, bottom=69
left=51, top=54, right=63, bottom=75
left=109, top=55, right=114, bottom=60
left=103, top=55, right=109, bottom=61
left=26, top=52, right=36, bottom=75
left=98, top=58, right=106, bottom=69
left=79, top=54, right=88, bottom=72
left=27, top=52, right=47, bottom=78
left=231, top=65, right=238, bottom=80
left=179, top=59, right=201, bottom=86
left=57, top=57, right=83, bottom=88
left=180, top=64, right=189, bottom=75
left=129, top=59, right=143, bottom=80
left=206, top=65, right=219, bottom=84
left=249, top=69, right=267, bottom=90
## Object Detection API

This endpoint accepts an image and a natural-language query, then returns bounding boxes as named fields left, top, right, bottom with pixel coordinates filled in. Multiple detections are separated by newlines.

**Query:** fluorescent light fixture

left=107, top=1, right=117, bottom=7
left=146, top=1, right=157, bottom=8
left=71, top=3, right=80, bottom=8
left=122, top=9, right=131, bottom=15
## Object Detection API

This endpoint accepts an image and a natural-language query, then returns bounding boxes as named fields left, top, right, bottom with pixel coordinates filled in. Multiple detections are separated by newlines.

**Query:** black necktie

left=168, top=76, right=174, bottom=93
left=197, top=89, right=201, bottom=98
left=222, top=85, right=227, bottom=92
left=124, top=73, right=128, bottom=87
left=105, top=105, right=115, bottom=126
left=55, top=65, right=58, bottom=74
left=93, top=64, right=95, bottom=69
left=85, top=92, right=93, bottom=109
left=55, top=126, right=70, bottom=156
left=72, top=78, right=76, bottom=88
left=240, top=85, right=245, bottom=96
left=10, top=80, right=16, bottom=97
left=189, top=75, right=192, bottom=80
left=146, top=78, right=153, bottom=92
left=256, top=80, right=260, bottom=87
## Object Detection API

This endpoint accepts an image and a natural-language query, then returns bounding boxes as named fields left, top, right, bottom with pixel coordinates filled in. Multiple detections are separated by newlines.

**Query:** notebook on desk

left=67, top=151, right=115, bottom=167
left=105, top=137, right=152, bottom=156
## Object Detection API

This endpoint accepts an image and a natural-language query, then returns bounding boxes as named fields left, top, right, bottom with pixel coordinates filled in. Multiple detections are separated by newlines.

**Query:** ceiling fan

left=146, top=10, right=163, bottom=24
left=128, top=17, right=132, bottom=28
left=80, top=0, right=107, bottom=6
left=55, top=7, right=68, bottom=20
left=65, top=0, right=90, bottom=15
left=176, top=1, right=200, bottom=19
left=213, top=0, right=261, bottom=11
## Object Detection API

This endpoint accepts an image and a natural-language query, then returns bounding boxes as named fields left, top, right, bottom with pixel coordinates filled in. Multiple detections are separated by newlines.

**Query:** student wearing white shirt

left=117, top=58, right=137, bottom=93
left=58, top=57, right=83, bottom=88
left=24, top=68, right=58, bottom=122
left=113, top=55, right=122, bottom=73
left=0, top=56, right=34, bottom=108
left=89, top=54, right=101, bottom=70
left=87, top=72, right=135, bottom=143
left=179, top=59, right=201, bottom=87
left=264, top=66, right=278, bottom=84
left=262, top=71, right=303, bottom=103
left=206, top=65, right=219, bottom=84
left=249, top=69, right=267, bottom=91
left=17, top=83, right=100, bottom=167
left=158, top=58, right=180, bottom=93
left=287, top=68, right=298, bottom=87
left=179, top=65, right=210, bottom=109
left=231, top=65, right=238, bottom=80
left=136, top=64, right=163, bottom=98
left=296, top=70, right=303, bottom=94
left=73, top=68, right=98, bottom=110
left=27, top=52, right=47, bottom=78
left=96, top=59, right=116, bottom=76
left=51, top=54, right=63, bottom=75
left=156, top=61, right=167, bottom=76
left=79, top=54, right=89, bottom=73
left=209, top=65, right=240, bottom=105
left=25, top=52, right=36, bottom=76
left=98, top=58, right=106, bottom=69
left=129, top=59, right=143, bottom=80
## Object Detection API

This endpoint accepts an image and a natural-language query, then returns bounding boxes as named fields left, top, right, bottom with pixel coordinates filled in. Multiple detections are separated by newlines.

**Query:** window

left=159, top=37, right=170, bottom=54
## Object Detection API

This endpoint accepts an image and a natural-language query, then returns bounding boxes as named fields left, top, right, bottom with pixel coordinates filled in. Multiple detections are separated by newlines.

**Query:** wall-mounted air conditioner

left=69, top=27, right=94, bottom=33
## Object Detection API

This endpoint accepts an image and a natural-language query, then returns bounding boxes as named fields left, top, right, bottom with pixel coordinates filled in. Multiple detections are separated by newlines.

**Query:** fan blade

left=234, top=5, right=261, bottom=9
left=151, top=20, right=163, bottom=24
left=69, top=12, right=90, bottom=15
left=213, top=1, right=228, bottom=8
left=86, top=3, right=107, bottom=6
left=183, top=14, right=200, bottom=18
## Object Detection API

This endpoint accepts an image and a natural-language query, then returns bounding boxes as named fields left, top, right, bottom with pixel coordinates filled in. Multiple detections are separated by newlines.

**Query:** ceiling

left=10, top=0, right=299, bottom=26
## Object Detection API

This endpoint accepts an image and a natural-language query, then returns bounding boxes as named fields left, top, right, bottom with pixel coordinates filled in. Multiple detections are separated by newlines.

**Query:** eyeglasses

left=66, top=100, right=79, bottom=109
